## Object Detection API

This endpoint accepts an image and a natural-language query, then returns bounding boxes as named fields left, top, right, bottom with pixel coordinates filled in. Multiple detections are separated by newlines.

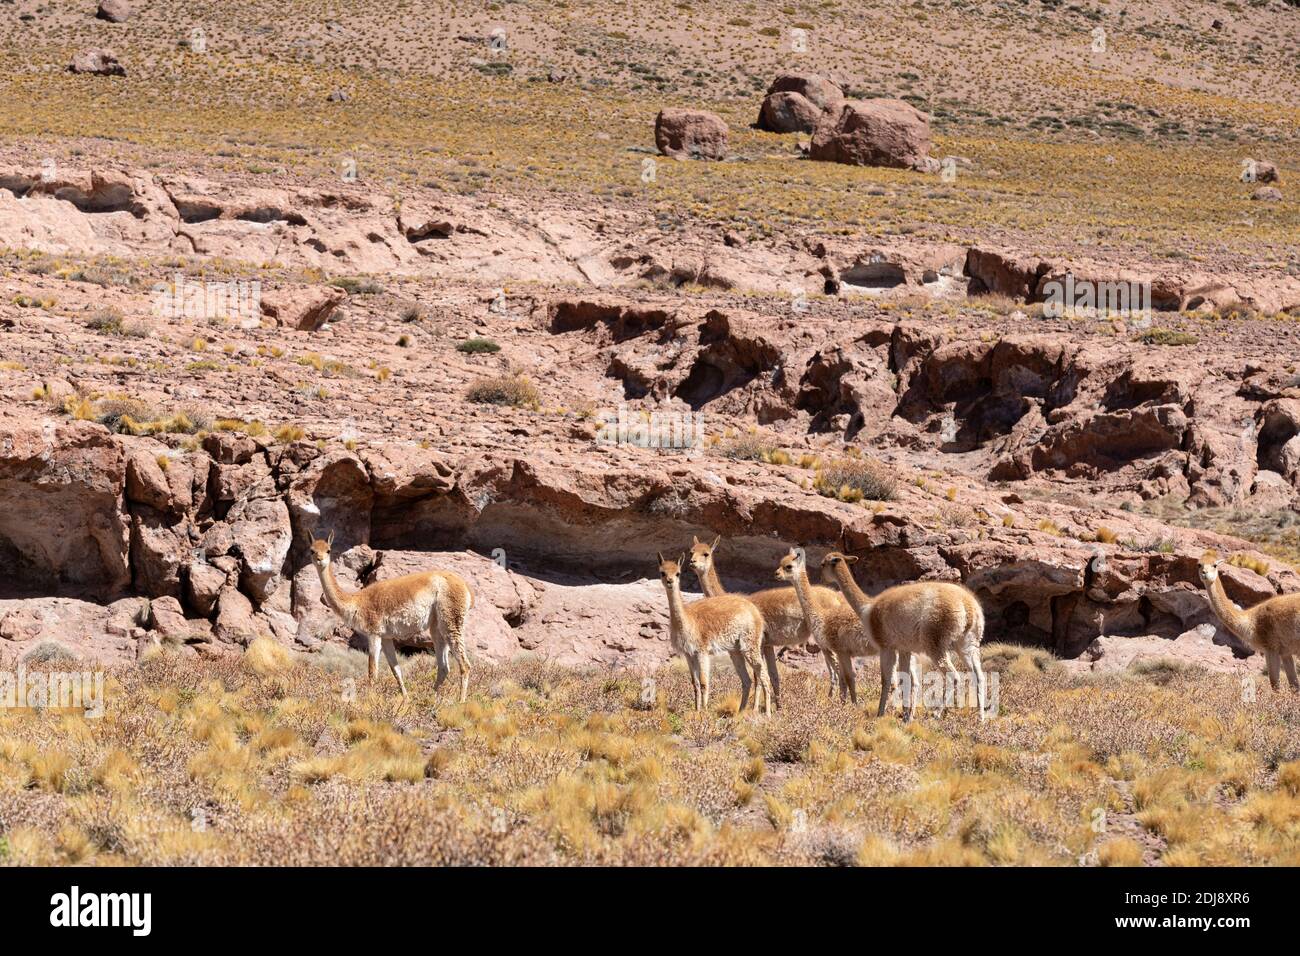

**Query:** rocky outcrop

left=654, top=109, right=729, bottom=160
left=962, top=246, right=1300, bottom=315
left=0, top=412, right=130, bottom=597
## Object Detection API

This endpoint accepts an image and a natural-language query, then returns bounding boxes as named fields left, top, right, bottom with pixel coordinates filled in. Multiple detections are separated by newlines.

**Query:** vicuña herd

left=307, top=535, right=1300, bottom=713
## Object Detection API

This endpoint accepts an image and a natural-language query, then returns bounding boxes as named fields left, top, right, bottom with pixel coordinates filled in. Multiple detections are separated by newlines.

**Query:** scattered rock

left=1244, top=159, right=1280, bottom=184
left=68, top=48, right=125, bottom=76
left=95, top=0, right=132, bottom=23
left=1252, top=186, right=1283, bottom=202
left=259, top=285, right=346, bottom=331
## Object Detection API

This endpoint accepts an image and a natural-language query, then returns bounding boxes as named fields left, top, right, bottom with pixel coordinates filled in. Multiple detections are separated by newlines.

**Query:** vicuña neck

left=700, top=561, right=725, bottom=597
left=664, top=582, right=689, bottom=632
left=316, top=562, right=356, bottom=618
left=789, top=565, right=819, bottom=622
left=831, top=563, right=871, bottom=618
left=1205, top=575, right=1256, bottom=646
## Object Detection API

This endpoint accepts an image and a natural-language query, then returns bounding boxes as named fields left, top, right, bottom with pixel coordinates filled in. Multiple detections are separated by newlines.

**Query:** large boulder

left=259, top=286, right=345, bottom=331
left=757, top=73, right=844, bottom=133
left=0, top=597, right=143, bottom=667
left=1243, top=159, right=1280, bottom=184
left=225, top=497, right=293, bottom=604
left=809, top=99, right=932, bottom=170
left=654, top=109, right=728, bottom=161
left=758, top=92, right=823, bottom=134
left=68, top=49, right=126, bottom=76
left=765, top=73, right=844, bottom=112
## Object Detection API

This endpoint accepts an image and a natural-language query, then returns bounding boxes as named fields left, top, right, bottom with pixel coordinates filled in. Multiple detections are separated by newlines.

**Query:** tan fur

left=822, top=551, right=987, bottom=720
left=688, top=535, right=853, bottom=704
left=311, top=536, right=473, bottom=702
left=1199, top=559, right=1300, bottom=693
left=658, top=552, right=771, bottom=716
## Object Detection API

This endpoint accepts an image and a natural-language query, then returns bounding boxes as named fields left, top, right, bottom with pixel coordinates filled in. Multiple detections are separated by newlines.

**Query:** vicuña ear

left=691, top=535, right=701, bottom=546
left=676, top=553, right=685, bottom=568
left=326, top=529, right=334, bottom=548
left=656, top=551, right=665, bottom=565
left=844, top=555, right=859, bottom=564
left=710, top=535, right=720, bottom=550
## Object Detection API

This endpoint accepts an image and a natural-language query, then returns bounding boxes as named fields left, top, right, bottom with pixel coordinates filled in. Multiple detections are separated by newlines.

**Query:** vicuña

left=1199, top=552, right=1300, bottom=692
left=311, top=534, right=474, bottom=702
left=775, top=546, right=886, bottom=706
left=689, top=534, right=848, bottom=705
left=822, top=551, right=986, bottom=720
left=658, top=551, right=772, bottom=716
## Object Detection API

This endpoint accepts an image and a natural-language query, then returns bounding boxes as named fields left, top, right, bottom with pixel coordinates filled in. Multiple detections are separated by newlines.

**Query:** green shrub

left=457, top=337, right=502, bottom=354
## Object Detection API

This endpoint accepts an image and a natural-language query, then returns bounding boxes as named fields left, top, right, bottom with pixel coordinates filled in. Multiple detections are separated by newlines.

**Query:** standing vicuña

left=689, top=535, right=847, bottom=705
left=1199, top=553, right=1300, bottom=692
left=658, top=552, right=772, bottom=716
left=774, top=547, right=882, bottom=705
left=822, top=551, right=986, bottom=720
left=311, top=535, right=473, bottom=702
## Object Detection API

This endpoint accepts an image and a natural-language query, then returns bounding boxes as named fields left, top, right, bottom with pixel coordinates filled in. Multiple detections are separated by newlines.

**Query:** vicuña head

left=1198, top=550, right=1219, bottom=585
left=775, top=546, right=806, bottom=582
left=688, top=534, right=719, bottom=578
left=657, top=551, right=685, bottom=588
left=310, top=531, right=335, bottom=570
left=820, top=550, right=858, bottom=584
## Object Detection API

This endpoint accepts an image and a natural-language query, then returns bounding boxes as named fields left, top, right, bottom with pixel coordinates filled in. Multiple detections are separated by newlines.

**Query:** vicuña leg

left=751, top=654, right=772, bottom=717
left=877, top=647, right=897, bottom=718
left=900, top=652, right=918, bottom=722
left=728, top=648, right=752, bottom=711
left=1267, top=651, right=1281, bottom=692
left=963, top=644, right=987, bottom=718
left=698, top=653, right=712, bottom=711
left=431, top=637, right=451, bottom=692
left=837, top=652, right=858, bottom=705
left=381, top=638, right=408, bottom=697
left=933, top=650, right=955, bottom=718
left=366, top=634, right=380, bottom=684
left=822, top=646, right=840, bottom=699
left=439, top=612, right=471, bottom=703
left=762, top=643, right=782, bottom=710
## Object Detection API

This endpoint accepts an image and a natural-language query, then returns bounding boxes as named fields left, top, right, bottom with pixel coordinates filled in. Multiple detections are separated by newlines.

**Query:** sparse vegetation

left=465, top=372, right=540, bottom=408
left=813, top=459, right=898, bottom=502
left=0, top=643, right=1296, bottom=865
left=457, top=338, right=502, bottom=354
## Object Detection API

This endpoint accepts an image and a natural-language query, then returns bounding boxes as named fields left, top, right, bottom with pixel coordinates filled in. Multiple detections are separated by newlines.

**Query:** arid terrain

left=1, top=0, right=1299, bottom=866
